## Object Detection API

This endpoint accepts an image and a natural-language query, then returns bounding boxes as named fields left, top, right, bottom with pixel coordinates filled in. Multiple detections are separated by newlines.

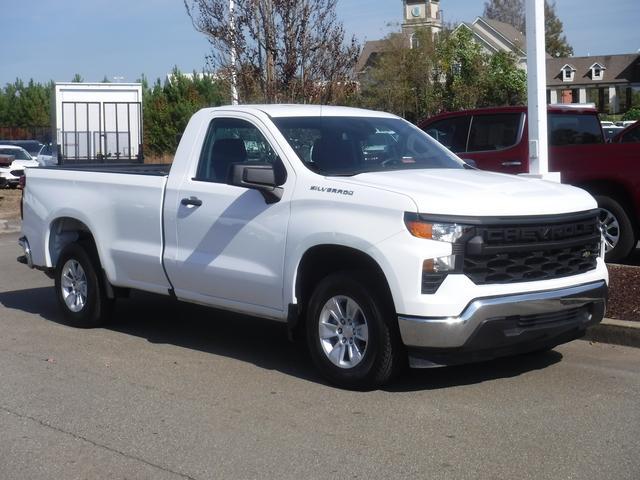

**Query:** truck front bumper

left=398, top=281, right=607, bottom=367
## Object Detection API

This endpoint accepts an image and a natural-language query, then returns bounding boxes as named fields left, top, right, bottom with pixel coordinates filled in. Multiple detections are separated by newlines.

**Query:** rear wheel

left=596, top=195, right=636, bottom=263
left=306, top=272, right=403, bottom=389
left=54, top=242, right=113, bottom=328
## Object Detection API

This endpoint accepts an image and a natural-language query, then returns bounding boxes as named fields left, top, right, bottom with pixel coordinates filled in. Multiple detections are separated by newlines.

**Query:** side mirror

left=463, top=158, right=477, bottom=169
left=229, top=163, right=284, bottom=203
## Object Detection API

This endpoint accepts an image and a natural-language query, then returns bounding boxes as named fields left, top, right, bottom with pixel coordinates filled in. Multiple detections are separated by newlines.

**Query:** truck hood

left=342, top=169, right=597, bottom=216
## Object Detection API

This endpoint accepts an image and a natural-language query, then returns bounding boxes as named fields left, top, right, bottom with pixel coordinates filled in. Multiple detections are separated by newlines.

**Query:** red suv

left=420, top=106, right=640, bottom=262
left=612, top=120, right=640, bottom=144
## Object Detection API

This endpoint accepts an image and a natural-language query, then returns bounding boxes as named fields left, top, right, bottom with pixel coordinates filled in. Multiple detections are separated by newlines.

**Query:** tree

left=483, top=0, right=573, bottom=57
left=184, top=0, right=360, bottom=104
left=623, top=108, right=640, bottom=122
left=357, top=27, right=527, bottom=121
left=71, top=73, right=84, bottom=83
left=483, top=0, right=525, bottom=31
left=143, top=68, right=228, bottom=155
left=543, top=1, right=573, bottom=57
left=428, top=28, right=488, bottom=114
left=480, top=52, right=527, bottom=106
left=0, top=79, right=51, bottom=128
left=357, top=29, right=436, bottom=122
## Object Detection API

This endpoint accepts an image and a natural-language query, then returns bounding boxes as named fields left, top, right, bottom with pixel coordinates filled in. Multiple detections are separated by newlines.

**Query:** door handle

left=501, top=161, right=522, bottom=167
left=181, top=196, right=203, bottom=207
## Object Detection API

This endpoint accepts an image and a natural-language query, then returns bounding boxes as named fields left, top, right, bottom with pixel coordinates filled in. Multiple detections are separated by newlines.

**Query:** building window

left=410, top=33, right=420, bottom=49
left=562, top=65, right=575, bottom=82
left=590, top=63, right=605, bottom=81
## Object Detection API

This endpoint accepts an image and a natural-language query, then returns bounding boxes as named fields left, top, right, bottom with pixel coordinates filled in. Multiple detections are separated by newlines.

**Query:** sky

left=1, top=0, right=639, bottom=86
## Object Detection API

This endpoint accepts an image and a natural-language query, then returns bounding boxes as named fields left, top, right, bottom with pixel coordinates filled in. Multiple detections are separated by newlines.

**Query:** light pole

left=524, top=0, right=559, bottom=181
left=230, top=0, right=239, bottom=105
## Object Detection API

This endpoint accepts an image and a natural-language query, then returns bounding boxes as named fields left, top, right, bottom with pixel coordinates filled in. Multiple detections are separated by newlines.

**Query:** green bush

left=622, top=108, right=640, bottom=121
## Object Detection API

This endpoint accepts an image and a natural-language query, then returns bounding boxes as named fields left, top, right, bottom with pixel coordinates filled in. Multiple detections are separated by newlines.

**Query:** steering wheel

left=380, top=157, right=403, bottom=167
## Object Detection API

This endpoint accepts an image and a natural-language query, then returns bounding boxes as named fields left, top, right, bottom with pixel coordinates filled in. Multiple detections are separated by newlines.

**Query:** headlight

left=404, top=213, right=471, bottom=243
left=405, top=213, right=472, bottom=293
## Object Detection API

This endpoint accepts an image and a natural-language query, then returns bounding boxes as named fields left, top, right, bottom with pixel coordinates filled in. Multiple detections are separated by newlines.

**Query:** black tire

left=54, top=242, right=113, bottom=328
left=595, top=195, right=636, bottom=263
left=305, top=272, right=404, bottom=390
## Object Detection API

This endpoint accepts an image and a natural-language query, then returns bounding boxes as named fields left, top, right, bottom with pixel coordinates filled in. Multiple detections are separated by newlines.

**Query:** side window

left=621, top=126, right=640, bottom=143
left=424, top=116, right=470, bottom=153
left=196, top=118, right=278, bottom=183
left=548, top=114, right=604, bottom=146
left=467, top=114, right=521, bottom=152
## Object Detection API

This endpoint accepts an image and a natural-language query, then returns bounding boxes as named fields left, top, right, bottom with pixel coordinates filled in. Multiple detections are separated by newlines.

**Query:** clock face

left=411, top=6, right=421, bottom=17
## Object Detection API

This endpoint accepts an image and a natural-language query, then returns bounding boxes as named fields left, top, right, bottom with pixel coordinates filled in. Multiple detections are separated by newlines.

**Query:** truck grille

left=463, top=212, right=600, bottom=285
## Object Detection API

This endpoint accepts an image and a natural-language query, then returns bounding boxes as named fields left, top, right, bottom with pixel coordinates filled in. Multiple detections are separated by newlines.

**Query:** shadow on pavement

left=1, top=286, right=564, bottom=391
left=385, top=350, right=563, bottom=393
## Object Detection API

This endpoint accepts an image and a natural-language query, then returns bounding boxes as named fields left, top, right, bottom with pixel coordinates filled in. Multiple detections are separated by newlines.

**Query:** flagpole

left=230, top=0, right=239, bottom=105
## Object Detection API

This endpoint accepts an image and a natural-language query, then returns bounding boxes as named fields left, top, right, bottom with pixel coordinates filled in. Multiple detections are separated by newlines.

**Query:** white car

left=36, top=143, right=56, bottom=166
left=600, top=120, right=615, bottom=127
left=18, top=105, right=608, bottom=388
left=0, top=145, right=39, bottom=188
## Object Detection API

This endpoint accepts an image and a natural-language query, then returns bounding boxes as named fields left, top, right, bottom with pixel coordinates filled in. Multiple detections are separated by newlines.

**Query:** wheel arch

left=48, top=217, right=100, bottom=268
left=578, top=180, right=639, bottom=233
left=48, top=216, right=117, bottom=298
left=290, top=244, right=396, bottom=331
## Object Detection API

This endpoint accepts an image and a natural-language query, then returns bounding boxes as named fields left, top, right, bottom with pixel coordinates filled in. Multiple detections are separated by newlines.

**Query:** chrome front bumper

left=398, top=281, right=607, bottom=350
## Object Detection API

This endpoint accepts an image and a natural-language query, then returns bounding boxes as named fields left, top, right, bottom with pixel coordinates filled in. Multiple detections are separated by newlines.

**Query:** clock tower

left=401, top=0, right=442, bottom=37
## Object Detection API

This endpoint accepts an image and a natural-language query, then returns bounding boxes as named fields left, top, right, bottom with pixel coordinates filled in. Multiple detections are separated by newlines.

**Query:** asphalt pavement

left=1, top=232, right=639, bottom=480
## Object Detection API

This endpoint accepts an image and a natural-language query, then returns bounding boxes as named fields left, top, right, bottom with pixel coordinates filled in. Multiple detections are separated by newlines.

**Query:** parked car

left=19, top=105, right=607, bottom=389
left=36, top=143, right=56, bottom=166
left=420, top=105, right=640, bottom=262
left=0, top=140, right=43, bottom=159
left=0, top=145, right=39, bottom=188
left=612, top=120, right=640, bottom=144
left=614, top=120, right=637, bottom=128
left=600, top=121, right=615, bottom=128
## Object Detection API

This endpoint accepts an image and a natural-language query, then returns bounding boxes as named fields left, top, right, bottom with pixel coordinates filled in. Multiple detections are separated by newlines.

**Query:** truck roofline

left=202, top=104, right=400, bottom=119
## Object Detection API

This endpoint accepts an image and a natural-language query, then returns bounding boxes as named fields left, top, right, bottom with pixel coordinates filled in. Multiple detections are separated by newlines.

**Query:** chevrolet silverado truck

left=19, top=105, right=608, bottom=389
left=420, top=105, right=640, bottom=262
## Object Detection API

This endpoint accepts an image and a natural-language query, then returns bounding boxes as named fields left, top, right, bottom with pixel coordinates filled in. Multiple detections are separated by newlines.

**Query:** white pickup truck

left=19, top=105, right=608, bottom=389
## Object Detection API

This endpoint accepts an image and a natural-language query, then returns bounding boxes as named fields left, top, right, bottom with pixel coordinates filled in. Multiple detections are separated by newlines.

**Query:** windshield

left=272, top=116, right=465, bottom=176
left=0, top=147, right=31, bottom=160
left=15, top=141, right=41, bottom=155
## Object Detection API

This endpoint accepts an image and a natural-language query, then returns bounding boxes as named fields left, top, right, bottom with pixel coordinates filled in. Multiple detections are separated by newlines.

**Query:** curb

left=0, top=219, right=21, bottom=235
left=584, top=318, right=640, bottom=348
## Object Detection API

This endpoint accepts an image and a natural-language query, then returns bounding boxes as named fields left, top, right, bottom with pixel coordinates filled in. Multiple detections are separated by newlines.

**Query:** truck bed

left=23, top=163, right=172, bottom=295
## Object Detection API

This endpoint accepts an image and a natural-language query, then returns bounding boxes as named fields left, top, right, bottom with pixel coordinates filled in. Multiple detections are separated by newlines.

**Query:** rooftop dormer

left=561, top=64, right=576, bottom=82
left=589, top=62, right=606, bottom=81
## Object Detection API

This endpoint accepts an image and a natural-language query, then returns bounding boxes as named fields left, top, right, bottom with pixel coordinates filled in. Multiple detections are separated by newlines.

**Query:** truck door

left=547, top=112, right=607, bottom=179
left=163, top=114, right=292, bottom=317
left=462, top=113, right=527, bottom=174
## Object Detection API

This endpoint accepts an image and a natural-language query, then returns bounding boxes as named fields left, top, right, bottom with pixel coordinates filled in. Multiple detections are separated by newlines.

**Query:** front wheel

left=306, top=272, right=403, bottom=389
left=596, top=196, right=636, bottom=263
left=54, top=242, right=113, bottom=328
